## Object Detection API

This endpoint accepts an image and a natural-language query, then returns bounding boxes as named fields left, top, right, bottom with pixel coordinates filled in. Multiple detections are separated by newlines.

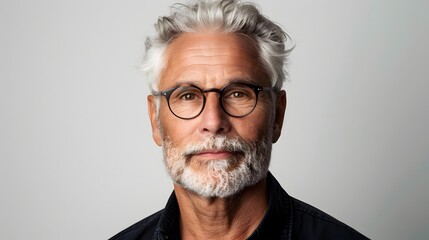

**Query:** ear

left=272, top=90, right=287, bottom=143
left=148, top=95, right=163, bottom=146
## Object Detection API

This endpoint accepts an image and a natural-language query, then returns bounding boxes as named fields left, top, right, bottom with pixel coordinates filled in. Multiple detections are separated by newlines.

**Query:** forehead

left=159, top=32, right=269, bottom=89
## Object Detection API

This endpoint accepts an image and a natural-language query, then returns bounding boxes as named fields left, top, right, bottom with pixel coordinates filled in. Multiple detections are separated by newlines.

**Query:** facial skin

left=148, top=32, right=286, bottom=198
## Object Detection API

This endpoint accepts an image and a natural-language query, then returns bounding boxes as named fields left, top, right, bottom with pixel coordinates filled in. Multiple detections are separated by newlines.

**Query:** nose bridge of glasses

left=203, top=88, right=222, bottom=96
left=202, top=88, right=223, bottom=108
left=202, top=88, right=224, bottom=107
left=200, top=88, right=228, bottom=117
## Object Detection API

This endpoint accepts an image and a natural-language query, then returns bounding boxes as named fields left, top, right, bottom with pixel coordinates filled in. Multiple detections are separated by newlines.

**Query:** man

left=111, top=0, right=368, bottom=239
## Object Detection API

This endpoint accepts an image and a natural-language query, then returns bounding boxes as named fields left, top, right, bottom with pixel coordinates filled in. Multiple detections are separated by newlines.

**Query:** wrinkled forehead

left=159, top=32, right=270, bottom=89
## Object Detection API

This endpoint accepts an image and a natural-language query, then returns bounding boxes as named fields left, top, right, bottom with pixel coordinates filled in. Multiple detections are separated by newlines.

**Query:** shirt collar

left=247, top=172, right=293, bottom=239
left=153, top=172, right=292, bottom=240
left=153, top=193, right=181, bottom=240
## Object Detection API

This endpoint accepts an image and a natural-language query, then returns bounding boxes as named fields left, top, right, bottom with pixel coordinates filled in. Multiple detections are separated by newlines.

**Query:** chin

left=177, top=160, right=269, bottom=198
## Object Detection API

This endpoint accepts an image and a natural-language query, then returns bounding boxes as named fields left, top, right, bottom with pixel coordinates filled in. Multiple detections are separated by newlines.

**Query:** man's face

left=148, top=32, right=286, bottom=198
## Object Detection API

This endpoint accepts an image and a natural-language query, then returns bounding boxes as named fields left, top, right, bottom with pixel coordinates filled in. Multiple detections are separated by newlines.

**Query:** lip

left=193, top=150, right=233, bottom=159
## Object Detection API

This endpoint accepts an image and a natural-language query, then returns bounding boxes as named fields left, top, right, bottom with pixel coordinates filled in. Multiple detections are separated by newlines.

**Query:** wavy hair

left=141, top=0, right=294, bottom=91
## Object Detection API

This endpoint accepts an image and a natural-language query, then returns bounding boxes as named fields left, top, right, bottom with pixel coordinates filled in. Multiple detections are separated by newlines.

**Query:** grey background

left=1, top=0, right=428, bottom=239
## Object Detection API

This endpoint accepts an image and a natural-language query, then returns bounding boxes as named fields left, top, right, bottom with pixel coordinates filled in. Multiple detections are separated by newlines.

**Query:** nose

left=199, top=93, right=231, bottom=135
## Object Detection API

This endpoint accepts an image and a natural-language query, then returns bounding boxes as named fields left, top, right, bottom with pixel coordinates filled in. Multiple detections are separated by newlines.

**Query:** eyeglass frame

left=152, top=82, right=276, bottom=120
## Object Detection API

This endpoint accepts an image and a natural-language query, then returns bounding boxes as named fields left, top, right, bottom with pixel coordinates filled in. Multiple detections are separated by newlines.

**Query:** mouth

left=182, top=136, right=248, bottom=162
left=185, top=149, right=244, bottom=161
left=194, top=150, right=234, bottom=159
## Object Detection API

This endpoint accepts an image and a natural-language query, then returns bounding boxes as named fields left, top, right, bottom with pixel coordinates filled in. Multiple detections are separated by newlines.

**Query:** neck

left=174, top=179, right=268, bottom=240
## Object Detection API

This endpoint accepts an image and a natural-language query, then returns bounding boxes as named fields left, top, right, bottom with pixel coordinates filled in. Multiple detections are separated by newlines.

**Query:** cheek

left=257, top=105, right=276, bottom=133
left=159, top=113, right=197, bottom=145
left=234, top=109, right=274, bottom=140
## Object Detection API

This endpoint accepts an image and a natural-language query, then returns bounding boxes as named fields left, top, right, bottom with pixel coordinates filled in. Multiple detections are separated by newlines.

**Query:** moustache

left=183, top=136, right=251, bottom=157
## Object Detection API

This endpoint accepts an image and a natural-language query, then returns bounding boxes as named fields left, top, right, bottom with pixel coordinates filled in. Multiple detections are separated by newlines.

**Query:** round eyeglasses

left=152, top=82, right=275, bottom=120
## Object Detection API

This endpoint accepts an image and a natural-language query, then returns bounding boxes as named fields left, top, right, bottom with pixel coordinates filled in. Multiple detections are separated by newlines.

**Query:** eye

left=224, top=86, right=253, bottom=100
left=229, top=91, right=247, bottom=98
left=180, top=92, right=197, bottom=101
left=172, top=87, right=202, bottom=102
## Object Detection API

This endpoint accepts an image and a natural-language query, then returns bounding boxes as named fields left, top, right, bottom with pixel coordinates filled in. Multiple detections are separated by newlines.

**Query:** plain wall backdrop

left=1, top=0, right=428, bottom=239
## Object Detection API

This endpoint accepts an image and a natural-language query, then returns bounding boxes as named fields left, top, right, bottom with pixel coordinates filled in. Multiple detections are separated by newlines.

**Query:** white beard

left=162, top=135, right=272, bottom=198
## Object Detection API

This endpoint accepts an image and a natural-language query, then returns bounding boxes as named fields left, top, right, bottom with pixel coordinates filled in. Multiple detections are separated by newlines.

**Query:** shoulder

left=109, top=210, right=162, bottom=240
left=291, top=197, right=369, bottom=240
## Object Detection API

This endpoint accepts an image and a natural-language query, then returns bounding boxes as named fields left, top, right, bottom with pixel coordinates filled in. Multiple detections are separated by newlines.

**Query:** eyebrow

left=171, top=77, right=259, bottom=88
left=228, top=77, right=259, bottom=85
left=172, top=80, right=199, bottom=87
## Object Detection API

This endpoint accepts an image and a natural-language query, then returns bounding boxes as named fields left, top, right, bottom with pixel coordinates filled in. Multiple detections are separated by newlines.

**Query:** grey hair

left=141, top=0, right=294, bottom=92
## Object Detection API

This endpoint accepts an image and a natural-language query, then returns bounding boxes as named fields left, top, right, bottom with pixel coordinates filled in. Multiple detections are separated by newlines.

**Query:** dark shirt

left=110, top=172, right=369, bottom=240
